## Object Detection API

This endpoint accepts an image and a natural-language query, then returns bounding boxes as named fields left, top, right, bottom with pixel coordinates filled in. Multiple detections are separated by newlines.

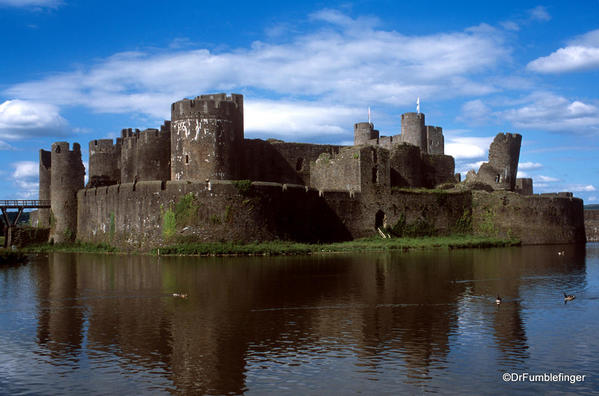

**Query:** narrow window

left=372, top=165, right=379, bottom=183
left=185, top=155, right=189, bottom=164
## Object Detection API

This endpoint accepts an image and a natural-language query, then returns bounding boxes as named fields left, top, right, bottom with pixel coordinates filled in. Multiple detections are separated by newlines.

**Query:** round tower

left=401, top=112, right=426, bottom=152
left=170, top=93, right=244, bottom=181
left=50, top=142, right=85, bottom=243
left=38, top=149, right=52, bottom=227
left=354, top=122, right=377, bottom=145
left=88, top=138, right=122, bottom=187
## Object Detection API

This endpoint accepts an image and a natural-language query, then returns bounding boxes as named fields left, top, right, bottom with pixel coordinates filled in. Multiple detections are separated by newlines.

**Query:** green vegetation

left=153, top=235, right=519, bottom=256
left=109, top=212, right=116, bottom=240
left=161, top=193, right=202, bottom=239
left=391, top=187, right=451, bottom=194
left=453, top=209, right=473, bottom=234
left=476, top=207, right=497, bottom=236
left=21, top=241, right=117, bottom=254
left=390, top=214, right=436, bottom=237
left=232, top=180, right=252, bottom=195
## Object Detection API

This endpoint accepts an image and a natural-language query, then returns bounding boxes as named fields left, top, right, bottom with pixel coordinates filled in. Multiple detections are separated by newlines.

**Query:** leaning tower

left=170, top=93, right=244, bottom=181
left=49, top=142, right=85, bottom=243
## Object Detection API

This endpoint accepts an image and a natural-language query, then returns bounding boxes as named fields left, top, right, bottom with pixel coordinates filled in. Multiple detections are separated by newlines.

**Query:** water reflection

left=4, top=244, right=588, bottom=394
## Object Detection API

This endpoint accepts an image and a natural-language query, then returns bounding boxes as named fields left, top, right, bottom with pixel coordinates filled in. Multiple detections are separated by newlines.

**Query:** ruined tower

left=170, top=93, right=243, bottom=181
left=353, top=122, right=379, bottom=145
left=474, top=133, right=522, bottom=191
left=88, top=138, right=122, bottom=187
left=426, top=126, right=444, bottom=155
left=50, top=142, right=85, bottom=243
left=38, top=149, right=52, bottom=227
left=401, top=112, right=426, bottom=152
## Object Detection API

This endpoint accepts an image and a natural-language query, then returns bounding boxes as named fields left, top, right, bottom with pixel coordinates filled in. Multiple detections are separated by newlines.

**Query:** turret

left=120, top=128, right=140, bottom=183
left=38, top=149, right=52, bottom=227
left=353, top=122, right=378, bottom=145
left=401, top=112, right=426, bottom=152
left=170, top=93, right=244, bottom=181
left=50, top=142, right=85, bottom=243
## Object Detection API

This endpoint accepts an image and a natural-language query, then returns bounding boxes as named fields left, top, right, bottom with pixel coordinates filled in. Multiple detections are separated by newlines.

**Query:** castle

left=34, top=93, right=585, bottom=247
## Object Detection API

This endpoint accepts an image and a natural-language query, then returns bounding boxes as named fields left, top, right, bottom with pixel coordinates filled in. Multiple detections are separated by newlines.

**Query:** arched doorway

left=375, top=210, right=385, bottom=229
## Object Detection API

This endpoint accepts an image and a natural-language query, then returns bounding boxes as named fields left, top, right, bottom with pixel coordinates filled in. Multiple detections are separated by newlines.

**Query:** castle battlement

left=52, top=141, right=81, bottom=153
left=171, top=94, right=243, bottom=120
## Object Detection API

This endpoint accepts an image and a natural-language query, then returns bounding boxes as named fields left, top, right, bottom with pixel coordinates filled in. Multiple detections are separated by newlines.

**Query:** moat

left=1, top=245, right=598, bottom=395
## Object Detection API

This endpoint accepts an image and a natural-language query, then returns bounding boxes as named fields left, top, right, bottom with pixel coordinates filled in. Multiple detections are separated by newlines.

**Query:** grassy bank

left=17, top=235, right=520, bottom=257
left=21, top=242, right=118, bottom=254
left=153, top=235, right=519, bottom=256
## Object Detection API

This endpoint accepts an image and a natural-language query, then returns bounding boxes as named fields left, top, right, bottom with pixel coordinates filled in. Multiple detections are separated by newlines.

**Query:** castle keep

left=36, top=93, right=586, bottom=247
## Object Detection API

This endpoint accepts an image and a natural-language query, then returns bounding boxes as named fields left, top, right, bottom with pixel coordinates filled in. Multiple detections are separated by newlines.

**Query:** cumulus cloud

left=0, top=0, right=62, bottom=8
left=445, top=136, right=493, bottom=160
left=245, top=99, right=359, bottom=137
left=501, top=92, right=599, bottom=133
left=518, top=161, right=543, bottom=170
left=0, top=100, right=68, bottom=140
left=570, top=184, right=596, bottom=192
left=527, top=28, right=599, bottom=73
left=11, top=161, right=38, bottom=199
left=5, top=11, right=509, bottom=138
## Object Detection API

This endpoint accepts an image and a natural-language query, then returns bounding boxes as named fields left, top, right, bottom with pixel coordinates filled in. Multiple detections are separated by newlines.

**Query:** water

left=1, top=244, right=598, bottom=395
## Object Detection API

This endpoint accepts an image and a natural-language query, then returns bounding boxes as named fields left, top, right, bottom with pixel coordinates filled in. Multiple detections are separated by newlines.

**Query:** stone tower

left=38, top=149, right=52, bottom=227
left=50, top=142, right=85, bottom=243
left=120, top=128, right=140, bottom=184
left=170, top=93, right=243, bottom=181
left=353, top=122, right=379, bottom=145
left=401, top=112, right=426, bottom=152
left=88, top=138, right=122, bottom=187
left=475, top=133, right=522, bottom=191
left=426, top=126, right=444, bottom=155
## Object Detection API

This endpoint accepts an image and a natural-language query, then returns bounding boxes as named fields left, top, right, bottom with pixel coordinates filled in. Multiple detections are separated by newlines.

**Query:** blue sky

left=1, top=0, right=598, bottom=202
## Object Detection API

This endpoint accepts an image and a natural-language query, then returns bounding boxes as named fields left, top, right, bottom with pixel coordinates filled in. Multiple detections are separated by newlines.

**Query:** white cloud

left=0, top=0, right=61, bottom=8
left=528, top=6, right=551, bottom=22
left=588, top=196, right=598, bottom=202
left=445, top=136, right=493, bottom=159
left=517, top=170, right=528, bottom=178
left=537, top=175, right=559, bottom=182
left=5, top=11, right=510, bottom=139
left=527, top=29, right=599, bottom=73
left=501, top=92, right=599, bottom=133
left=0, top=99, right=68, bottom=140
left=245, top=100, right=359, bottom=136
left=518, top=161, right=542, bottom=170
left=570, top=184, right=596, bottom=192
left=11, top=161, right=38, bottom=199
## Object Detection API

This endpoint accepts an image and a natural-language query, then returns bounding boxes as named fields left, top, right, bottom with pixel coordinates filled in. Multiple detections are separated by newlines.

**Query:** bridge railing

left=0, top=200, right=51, bottom=208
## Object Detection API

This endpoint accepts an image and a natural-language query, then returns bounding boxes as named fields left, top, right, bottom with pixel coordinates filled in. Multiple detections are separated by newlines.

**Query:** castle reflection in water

left=29, top=246, right=587, bottom=394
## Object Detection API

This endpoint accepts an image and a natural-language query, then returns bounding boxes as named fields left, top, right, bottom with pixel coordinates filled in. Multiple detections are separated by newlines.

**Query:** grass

left=14, top=235, right=520, bottom=257
left=154, top=235, right=520, bottom=256
left=21, top=242, right=118, bottom=254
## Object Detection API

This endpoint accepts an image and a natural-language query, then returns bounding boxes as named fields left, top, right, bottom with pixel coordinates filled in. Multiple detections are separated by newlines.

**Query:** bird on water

left=563, top=292, right=575, bottom=302
left=496, top=296, right=502, bottom=305
left=172, top=293, right=188, bottom=299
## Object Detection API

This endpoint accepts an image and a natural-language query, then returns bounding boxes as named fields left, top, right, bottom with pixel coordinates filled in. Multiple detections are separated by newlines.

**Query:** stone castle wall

left=38, top=149, right=52, bottom=227
left=471, top=191, right=586, bottom=244
left=585, top=210, right=599, bottom=242
left=241, top=139, right=341, bottom=186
